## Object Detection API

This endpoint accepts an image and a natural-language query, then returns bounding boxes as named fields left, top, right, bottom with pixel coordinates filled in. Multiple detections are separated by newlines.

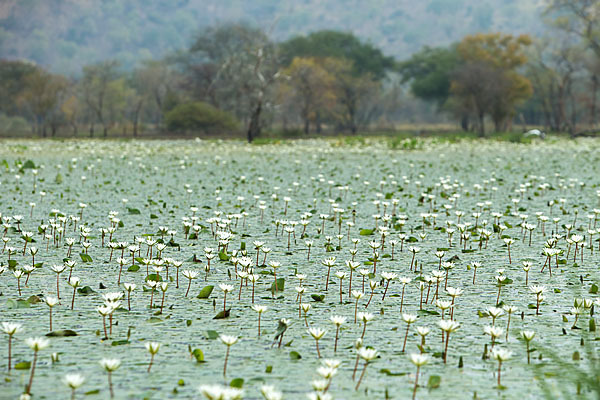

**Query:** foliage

left=450, top=33, right=533, bottom=135
left=164, top=102, right=238, bottom=133
left=279, top=30, right=394, bottom=80
left=398, top=46, right=460, bottom=107
left=183, top=23, right=279, bottom=141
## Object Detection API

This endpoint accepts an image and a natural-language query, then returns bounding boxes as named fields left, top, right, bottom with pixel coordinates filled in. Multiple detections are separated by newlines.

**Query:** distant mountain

left=0, top=0, right=547, bottom=75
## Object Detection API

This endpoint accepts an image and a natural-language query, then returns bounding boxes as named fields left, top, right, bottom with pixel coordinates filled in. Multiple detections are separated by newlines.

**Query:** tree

left=80, top=60, right=122, bottom=137
left=451, top=33, right=533, bottom=135
left=324, top=58, right=380, bottom=134
left=185, top=23, right=280, bottom=142
left=279, top=30, right=394, bottom=80
left=279, top=31, right=393, bottom=133
left=0, top=60, right=39, bottom=117
left=398, top=46, right=460, bottom=107
left=18, top=69, right=69, bottom=136
left=526, top=40, right=583, bottom=133
left=545, top=0, right=600, bottom=57
left=61, top=93, right=82, bottom=136
left=132, top=60, right=178, bottom=133
left=281, top=57, right=335, bottom=134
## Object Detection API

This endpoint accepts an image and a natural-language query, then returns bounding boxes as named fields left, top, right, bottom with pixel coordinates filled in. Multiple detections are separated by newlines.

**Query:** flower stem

left=412, top=365, right=420, bottom=400
left=402, top=324, right=410, bottom=352
left=26, top=350, right=38, bottom=394
left=71, top=286, right=76, bottom=310
left=108, top=371, right=114, bottom=398
left=147, top=354, right=154, bottom=373
left=7, top=335, right=12, bottom=371
left=223, top=346, right=230, bottom=376
left=185, top=279, right=192, bottom=297
left=355, top=362, right=368, bottom=390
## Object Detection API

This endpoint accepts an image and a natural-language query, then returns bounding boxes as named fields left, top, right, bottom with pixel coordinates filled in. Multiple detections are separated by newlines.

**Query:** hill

left=0, top=0, right=547, bottom=75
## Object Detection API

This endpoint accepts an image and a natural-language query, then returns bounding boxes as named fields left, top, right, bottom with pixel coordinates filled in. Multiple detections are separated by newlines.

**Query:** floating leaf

left=379, top=369, right=407, bottom=376
left=213, top=309, right=230, bottom=319
left=269, top=278, right=285, bottom=293
left=14, top=361, right=31, bottom=370
left=590, top=284, right=598, bottom=294
left=27, top=295, right=42, bottom=304
left=77, top=286, right=95, bottom=295
left=145, top=274, right=163, bottom=282
left=289, top=351, right=302, bottom=360
left=127, top=207, right=141, bottom=215
left=205, top=330, right=219, bottom=340
left=128, top=265, right=140, bottom=272
left=79, top=253, right=93, bottom=263
left=191, top=348, right=205, bottom=363
left=218, top=251, right=230, bottom=261
left=197, top=285, right=214, bottom=299
left=84, top=389, right=100, bottom=395
left=428, top=375, right=441, bottom=389
left=111, top=340, right=131, bottom=346
left=46, top=330, right=77, bottom=337
left=359, top=229, right=374, bottom=236
left=230, top=378, right=244, bottom=388
left=8, top=259, right=17, bottom=268
left=311, top=294, right=325, bottom=302
left=6, top=299, right=30, bottom=309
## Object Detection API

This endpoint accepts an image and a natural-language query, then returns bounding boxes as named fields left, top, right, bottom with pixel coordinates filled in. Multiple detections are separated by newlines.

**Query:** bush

left=165, top=102, right=238, bottom=133
left=0, top=113, right=30, bottom=134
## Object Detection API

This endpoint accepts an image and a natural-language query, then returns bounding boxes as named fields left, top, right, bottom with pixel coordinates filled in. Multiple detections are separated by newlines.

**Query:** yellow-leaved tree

left=451, top=33, right=533, bottom=135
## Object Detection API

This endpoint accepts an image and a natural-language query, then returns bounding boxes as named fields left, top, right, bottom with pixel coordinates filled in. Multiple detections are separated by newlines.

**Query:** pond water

left=1, top=137, right=600, bottom=399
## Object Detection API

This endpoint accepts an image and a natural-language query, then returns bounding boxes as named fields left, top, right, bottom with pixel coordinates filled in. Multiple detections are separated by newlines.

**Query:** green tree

left=279, top=30, right=394, bottom=80
left=18, top=69, right=69, bottom=137
left=398, top=46, right=460, bottom=107
left=0, top=60, right=39, bottom=117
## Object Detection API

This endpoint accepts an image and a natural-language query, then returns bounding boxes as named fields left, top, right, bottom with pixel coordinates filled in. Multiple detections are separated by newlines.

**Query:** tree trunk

left=591, top=75, right=598, bottom=128
left=89, top=123, right=94, bottom=138
left=460, top=115, right=469, bottom=131
left=247, top=101, right=262, bottom=143
left=478, top=112, right=485, bottom=137
left=316, top=112, right=322, bottom=133
left=304, top=118, right=310, bottom=135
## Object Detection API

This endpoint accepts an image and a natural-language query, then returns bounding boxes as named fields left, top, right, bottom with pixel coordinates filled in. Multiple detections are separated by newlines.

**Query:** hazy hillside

left=0, top=0, right=547, bottom=75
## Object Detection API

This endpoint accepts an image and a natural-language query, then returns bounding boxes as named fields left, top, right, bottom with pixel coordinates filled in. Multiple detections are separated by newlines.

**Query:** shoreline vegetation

left=0, top=129, right=596, bottom=145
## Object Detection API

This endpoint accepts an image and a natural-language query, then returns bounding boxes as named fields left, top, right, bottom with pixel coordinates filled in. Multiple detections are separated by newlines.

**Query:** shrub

left=165, top=102, right=238, bottom=133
